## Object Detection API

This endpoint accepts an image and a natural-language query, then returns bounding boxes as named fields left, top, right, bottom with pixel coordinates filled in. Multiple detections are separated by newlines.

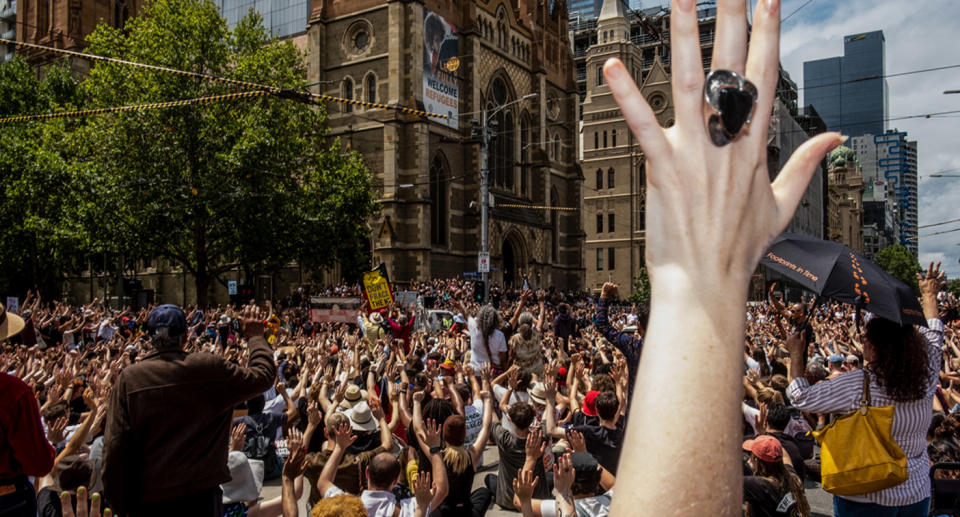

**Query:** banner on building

left=423, top=8, right=459, bottom=129
left=362, top=263, right=394, bottom=310
left=309, top=296, right=362, bottom=324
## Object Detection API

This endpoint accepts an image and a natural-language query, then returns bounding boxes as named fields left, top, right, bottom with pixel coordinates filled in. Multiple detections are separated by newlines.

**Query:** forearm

left=281, top=477, right=297, bottom=517
left=610, top=278, right=746, bottom=517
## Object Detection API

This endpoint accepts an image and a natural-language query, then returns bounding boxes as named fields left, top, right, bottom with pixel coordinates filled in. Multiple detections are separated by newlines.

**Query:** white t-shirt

left=539, top=490, right=613, bottom=517
left=325, top=486, right=422, bottom=517
left=464, top=399, right=484, bottom=446
left=493, top=384, right=530, bottom=406
left=468, top=317, right=507, bottom=370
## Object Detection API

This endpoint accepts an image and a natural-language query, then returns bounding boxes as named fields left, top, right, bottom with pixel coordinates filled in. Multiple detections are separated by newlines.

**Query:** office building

left=217, top=0, right=308, bottom=39
left=1, top=0, right=14, bottom=63
left=803, top=30, right=887, bottom=137
left=850, top=131, right=918, bottom=257
left=825, top=146, right=864, bottom=253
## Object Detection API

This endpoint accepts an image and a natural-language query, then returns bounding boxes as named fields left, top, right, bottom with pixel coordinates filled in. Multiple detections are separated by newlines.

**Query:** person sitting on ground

left=544, top=373, right=625, bottom=475
left=485, top=402, right=551, bottom=510
left=741, top=435, right=809, bottom=517
left=515, top=451, right=615, bottom=517
left=316, top=419, right=447, bottom=517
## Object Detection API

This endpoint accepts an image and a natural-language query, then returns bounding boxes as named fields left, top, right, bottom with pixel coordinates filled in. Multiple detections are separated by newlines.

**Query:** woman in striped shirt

left=786, top=263, right=945, bottom=517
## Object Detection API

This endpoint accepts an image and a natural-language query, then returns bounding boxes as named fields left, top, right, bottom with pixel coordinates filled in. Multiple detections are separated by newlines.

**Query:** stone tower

left=826, top=145, right=865, bottom=253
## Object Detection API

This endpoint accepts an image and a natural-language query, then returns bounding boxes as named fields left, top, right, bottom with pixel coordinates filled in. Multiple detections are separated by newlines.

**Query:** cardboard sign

left=309, top=297, right=362, bottom=323
left=5, top=297, right=18, bottom=313
left=362, top=264, right=393, bottom=310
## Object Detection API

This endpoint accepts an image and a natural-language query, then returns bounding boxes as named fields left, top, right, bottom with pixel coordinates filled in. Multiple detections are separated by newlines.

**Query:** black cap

left=570, top=452, right=602, bottom=491
left=147, top=304, right=187, bottom=335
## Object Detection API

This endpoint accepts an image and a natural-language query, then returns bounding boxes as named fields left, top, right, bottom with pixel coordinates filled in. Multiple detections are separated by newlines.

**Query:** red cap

left=582, top=390, right=600, bottom=417
left=556, top=367, right=568, bottom=386
left=742, top=435, right=783, bottom=463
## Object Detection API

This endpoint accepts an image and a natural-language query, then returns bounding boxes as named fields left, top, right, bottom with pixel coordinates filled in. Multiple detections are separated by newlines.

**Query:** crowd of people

left=3, top=1, right=958, bottom=516
left=2, top=272, right=959, bottom=517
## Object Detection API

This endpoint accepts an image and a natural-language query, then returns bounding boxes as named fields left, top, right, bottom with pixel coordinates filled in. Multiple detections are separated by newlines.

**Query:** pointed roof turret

left=596, top=0, right=630, bottom=43
left=598, top=0, right=627, bottom=22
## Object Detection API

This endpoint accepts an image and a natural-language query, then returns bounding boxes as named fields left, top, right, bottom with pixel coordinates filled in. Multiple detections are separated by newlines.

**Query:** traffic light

left=473, top=280, right=486, bottom=304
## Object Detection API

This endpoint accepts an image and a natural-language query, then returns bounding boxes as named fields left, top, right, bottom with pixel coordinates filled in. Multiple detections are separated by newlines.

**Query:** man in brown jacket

left=103, top=304, right=276, bottom=516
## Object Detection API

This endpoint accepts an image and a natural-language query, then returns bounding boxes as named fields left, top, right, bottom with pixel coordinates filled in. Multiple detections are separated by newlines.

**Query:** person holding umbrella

left=786, top=263, right=945, bottom=516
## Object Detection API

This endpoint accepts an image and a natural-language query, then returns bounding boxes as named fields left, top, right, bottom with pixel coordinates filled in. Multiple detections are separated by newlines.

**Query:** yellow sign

left=445, top=57, right=460, bottom=72
left=363, top=264, right=394, bottom=310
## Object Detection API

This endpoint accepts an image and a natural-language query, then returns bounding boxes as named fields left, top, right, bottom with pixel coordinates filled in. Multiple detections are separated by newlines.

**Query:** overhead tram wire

left=0, top=37, right=447, bottom=122
left=917, top=218, right=960, bottom=230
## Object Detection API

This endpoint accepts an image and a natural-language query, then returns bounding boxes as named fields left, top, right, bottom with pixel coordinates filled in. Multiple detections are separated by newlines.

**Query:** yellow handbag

left=810, top=370, right=908, bottom=495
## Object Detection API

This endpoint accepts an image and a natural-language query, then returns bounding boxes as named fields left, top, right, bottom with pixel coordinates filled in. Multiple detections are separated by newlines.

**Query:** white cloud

left=780, top=0, right=960, bottom=277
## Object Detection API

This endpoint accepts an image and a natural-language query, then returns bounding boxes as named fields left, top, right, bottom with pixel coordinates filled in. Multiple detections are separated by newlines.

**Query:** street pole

left=480, top=110, right=490, bottom=304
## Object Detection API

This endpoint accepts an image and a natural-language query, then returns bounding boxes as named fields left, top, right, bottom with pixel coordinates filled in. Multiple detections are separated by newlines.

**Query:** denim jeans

left=834, top=496, right=930, bottom=517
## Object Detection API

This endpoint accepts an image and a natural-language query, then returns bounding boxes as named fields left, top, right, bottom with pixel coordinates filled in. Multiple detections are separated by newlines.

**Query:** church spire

left=597, top=0, right=630, bottom=44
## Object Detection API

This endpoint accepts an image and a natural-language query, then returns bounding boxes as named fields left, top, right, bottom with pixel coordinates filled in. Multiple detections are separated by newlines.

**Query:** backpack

left=242, top=417, right=277, bottom=465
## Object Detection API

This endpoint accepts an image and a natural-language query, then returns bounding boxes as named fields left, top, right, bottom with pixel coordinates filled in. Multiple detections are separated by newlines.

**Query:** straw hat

left=0, top=308, right=25, bottom=341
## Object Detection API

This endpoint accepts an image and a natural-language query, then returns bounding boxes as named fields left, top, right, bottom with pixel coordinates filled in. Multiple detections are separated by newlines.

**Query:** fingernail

left=675, top=0, right=694, bottom=10
left=603, top=59, right=621, bottom=81
left=92, top=493, right=100, bottom=500
left=765, top=0, right=780, bottom=11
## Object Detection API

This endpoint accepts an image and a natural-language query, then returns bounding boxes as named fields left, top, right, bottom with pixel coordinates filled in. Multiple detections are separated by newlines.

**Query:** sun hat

left=742, top=435, right=783, bottom=463
left=0, top=308, right=25, bottom=341
left=221, top=451, right=264, bottom=504
left=220, top=314, right=231, bottom=325
left=339, top=385, right=368, bottom=410
left=346, top=401, right=379, bottom=432
left=528, top=382, right=548, bottom=406
left=369, top=312, right=384, bottom=324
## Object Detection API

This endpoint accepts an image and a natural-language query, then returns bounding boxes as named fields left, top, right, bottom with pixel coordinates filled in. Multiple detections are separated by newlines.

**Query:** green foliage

left=0, top=58, right=87, bottom=298
left=874, top=244, right=921, bottom=294
left=73, top=0, right=378, bottom=304
left=626, top=266, right=651, bottom=305
left=946, top=278, right=960, bottom=297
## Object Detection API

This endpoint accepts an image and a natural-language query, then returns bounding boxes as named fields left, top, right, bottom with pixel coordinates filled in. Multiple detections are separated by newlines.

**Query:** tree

left=946, top=278, right=960, bottom=297
left=874, top=244, right=921, bottom=294
left=0, top=58, right=88, bottom=299
left=627, top=266, right=651, bottom=305
left=77, top=0, right=378, bottom=305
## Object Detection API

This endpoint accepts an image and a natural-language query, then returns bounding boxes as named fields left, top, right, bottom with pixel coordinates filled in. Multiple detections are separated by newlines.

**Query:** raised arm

left=416, top=418, right=449, bottom=511
left=542, top=377, right=566, bottom=440
left=468, top=390, right=494, bottom=468
left=602, top=0, right=842, bottom=513
left=368, top=395, right=393, bottom=453
left=315, top=423, right=356, bottom=496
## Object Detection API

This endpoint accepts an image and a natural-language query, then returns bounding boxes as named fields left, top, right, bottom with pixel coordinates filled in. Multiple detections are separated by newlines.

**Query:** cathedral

left=302, top=0, right=584, bottom=289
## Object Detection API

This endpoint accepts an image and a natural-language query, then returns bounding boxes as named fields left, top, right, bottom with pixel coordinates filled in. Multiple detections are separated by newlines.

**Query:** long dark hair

left=865, top=317, right=930, bottom=402
left=754, top=458, right=810, bottom=517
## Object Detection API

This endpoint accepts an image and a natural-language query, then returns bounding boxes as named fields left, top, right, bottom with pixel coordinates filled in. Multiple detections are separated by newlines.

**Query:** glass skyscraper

left=803, top=30, right=887, bottom=137
left=218, top=0, right=309, bottom=39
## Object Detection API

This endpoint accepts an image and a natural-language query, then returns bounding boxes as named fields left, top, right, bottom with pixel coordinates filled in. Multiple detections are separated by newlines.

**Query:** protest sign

left=362, top=264, right=393, bottom=310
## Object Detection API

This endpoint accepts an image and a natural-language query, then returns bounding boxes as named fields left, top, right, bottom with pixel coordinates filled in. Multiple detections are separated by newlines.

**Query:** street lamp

left=478, top=92, right=538, bottom=302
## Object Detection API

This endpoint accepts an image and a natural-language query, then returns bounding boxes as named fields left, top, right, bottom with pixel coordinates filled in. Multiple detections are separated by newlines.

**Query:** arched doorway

left=500, top=230, right=526, bottom=289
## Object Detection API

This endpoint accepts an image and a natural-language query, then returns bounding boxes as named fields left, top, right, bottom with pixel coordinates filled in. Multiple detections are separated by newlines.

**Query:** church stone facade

left=304, top=0, right=584, bottom=289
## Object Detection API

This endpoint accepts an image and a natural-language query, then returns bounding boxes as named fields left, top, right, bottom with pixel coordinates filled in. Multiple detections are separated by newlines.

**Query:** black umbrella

left=760, top=233, right=926, bottom=327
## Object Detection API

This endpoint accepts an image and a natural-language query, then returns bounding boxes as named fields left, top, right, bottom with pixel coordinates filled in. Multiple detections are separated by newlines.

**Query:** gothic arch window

left=608, top=167, right=615, bottom=189
left=503, top=113, right=515, bottom=189
left=595, top=169, right=603, bottom=190
left=496, top=8, right=507, bottom=49
left=487, top=74, right=516, bottom=191
left=553, top=133, right=560, bottom=161
left=365, top=73, right=377, bottom=104
left=611, top=129, right=616, bottom=147
left=114, top=0, right=129, bottom=29
left=430, top=154, right=449, bottom=246
left=594, top=131, right=598, bottom=150
left=342, top=77, right=354, bottom=113
left=551, top=188, right=560, bottom=262
left=520, top=115, right=530, bottom=196
left=602, top=131, right=607, bottom=148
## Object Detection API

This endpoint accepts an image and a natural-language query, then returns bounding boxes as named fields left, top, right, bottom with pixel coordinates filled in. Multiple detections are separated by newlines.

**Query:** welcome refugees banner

left=423, top=8, right=459, bottom=129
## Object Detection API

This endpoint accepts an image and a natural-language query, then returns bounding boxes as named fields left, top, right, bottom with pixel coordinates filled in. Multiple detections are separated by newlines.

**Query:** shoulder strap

left=859, top=370, right=871, bottom=410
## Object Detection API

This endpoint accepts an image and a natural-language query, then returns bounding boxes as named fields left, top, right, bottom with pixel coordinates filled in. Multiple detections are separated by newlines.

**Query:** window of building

left=607, top=168, right=615, bottom=189
left=342, top=77, right=354, bottom=113
left=430, top=155, right=448, bottom=246
left=608, top=248, right=616, bottom=270
left=520, top=118, right=529, bottom=196
left=365, top=74, right=376, bottom=104
left=504, top=113, right=515, bottom=189
left=608, top=213, right=615, bottom=233
left=597, top=66, right=604, bottom=86
left=611, top=129, right=616, bottom=147
left=114, top=0, right=129, bottom=30
left=597, top=249, right=604, bottom=271
left=594, top=132, right=599, bottom=149
left=603, top=131, right=607, bottom=148
left=596, top=169, right=603, bottom=190
left=596, top=213, right=603, bottom=234
left=551, top=188, right=560, bottom=262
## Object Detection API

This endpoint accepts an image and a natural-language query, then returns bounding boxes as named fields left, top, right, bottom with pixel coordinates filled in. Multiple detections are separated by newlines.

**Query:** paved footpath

left=262, top=444, right=835, bottom=516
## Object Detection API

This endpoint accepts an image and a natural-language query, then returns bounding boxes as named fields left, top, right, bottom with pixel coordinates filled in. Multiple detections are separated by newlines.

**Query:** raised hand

left=60, top=487, right=110, bottom=517
left=47, top=416, right=68, bottom=444
left=418, top=418, right=442, bottom=449
left=413, top=471, right=434, bottom=510
left=566, top=429, right=587, bottom=453
left=333, top=422, right=357, bottom=450
left=307, top=401, right=322, bottom=428
left=282, top=442, right=307, bottom=480
left=512, top=468, right=539, bottom=505
left=919, top=262, right=945, bottom=297
left=525, top=426, right=545, bottom=460
left=368, top=396, right=385, bottom=421
left=553, top=453, right=575, bottom=494
left=287, top=428, right=303, bottom=454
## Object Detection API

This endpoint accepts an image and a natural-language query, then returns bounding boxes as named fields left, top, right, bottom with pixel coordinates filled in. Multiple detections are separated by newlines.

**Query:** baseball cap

left=582, top=390, right=600, bottom=417
left=146, top=304, right=187, bottom=335
left=742, top=435, right=783, bottom=463
left=828, top=354, right=844, bottom=364
left=570, top=452, right=602, bottom=490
